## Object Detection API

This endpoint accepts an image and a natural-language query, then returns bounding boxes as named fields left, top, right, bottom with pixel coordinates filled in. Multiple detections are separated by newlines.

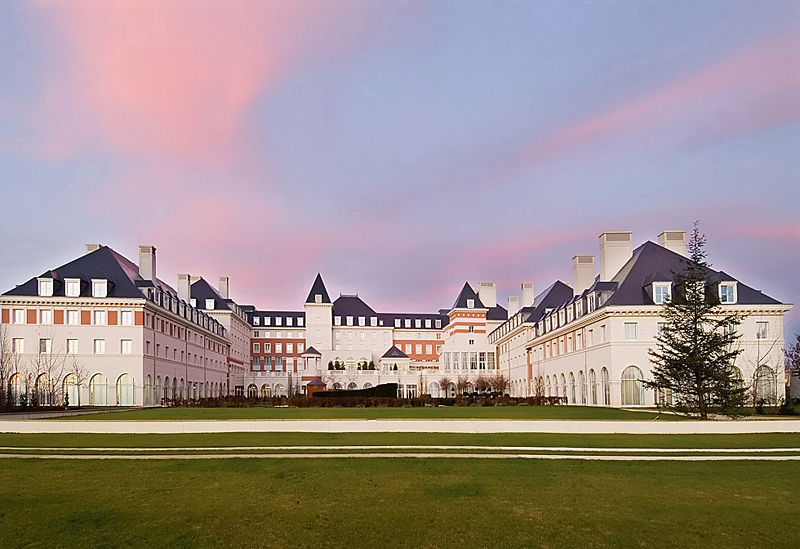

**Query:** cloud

left=492, top=33, right=800, bottom=184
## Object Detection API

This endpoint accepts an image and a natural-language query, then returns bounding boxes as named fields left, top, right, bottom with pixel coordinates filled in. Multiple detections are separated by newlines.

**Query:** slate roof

left=302, top=346, right=322, bottom=356
left=2, top=245, right=175, bottom=299
left=247, top=310, right=305, bottom=327
left=381, top=345, right=409, bottom=359
left=603, top=241, right=781, bottom=307
left=305, top=273, right=331, bottom=304
left=332, top=295, right=377, bottom=318
left=451, top=282, right=483, bottom=309
left=190, top=277, right=231, bottom=311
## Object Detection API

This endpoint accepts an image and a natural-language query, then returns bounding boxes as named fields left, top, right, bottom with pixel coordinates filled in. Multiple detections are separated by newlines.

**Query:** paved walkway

left=1, top=419, right=800, bottom=434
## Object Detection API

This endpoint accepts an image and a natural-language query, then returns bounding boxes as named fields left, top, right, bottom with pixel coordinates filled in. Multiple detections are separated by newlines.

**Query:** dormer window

left=435, top=319, right=442, bottom=328
left=358, top=317, right=365, bottom=326
left=653, top=283, right=672, bottom=305
left=286, top=317, right=293, bottom=327
left=467, top=299, right=474, bottom=309
left=38, top=278, right=54, bottom=297
left=275, top=317, right=282, bottom=326
left=719, top=282, right=737, bottom=304
left=415, top=319, right=421, bottom=328
left=315, top=294, right=322, bottom=303
left=346, top=316, right=353, bottom=326
left=91, top=279, right=107, bottom=298
left=253, top=316, right=260, bottom=326
left=205, top=299, right=215, bottom=310
left=297, top=317, right=304, bottom=327
left=587, top=295, right=595, bottom=313
left=394, top=318, right=400, bottom=328
left=425, top=319, right=431, bottom=328
left=190, top=298, right=197, bottom=307
left=371, top=317, right=377, bottom=327
left=334, top=316, right=342, bottom=326
left=404, top=318, right=411, bottom=328
left=65, top=278, right=80, bottom=297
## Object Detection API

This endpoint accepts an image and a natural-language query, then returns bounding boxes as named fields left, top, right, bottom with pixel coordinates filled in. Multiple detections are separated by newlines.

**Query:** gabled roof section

left=451, top=282, right=485, bottom=310
left=604, top=241, right=782, bottom=306
left=381, top=345, right=408, bottom=359
left=3, top=246, right=146, bottom=299
left=522, top=281, right=575, bottom=324
left=305, top=273, right=331, bottom=304
left=190, top=278, right=231, bottom=311
left=333, top=295, right=377, bottom=318
left=486, top=303, right=508, bottom=321
left=302, top=346, right=322, bottom=356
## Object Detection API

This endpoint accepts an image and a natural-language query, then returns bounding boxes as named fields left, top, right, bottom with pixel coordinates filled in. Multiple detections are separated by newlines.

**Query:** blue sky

left=1, top=0, right=798, bottom=335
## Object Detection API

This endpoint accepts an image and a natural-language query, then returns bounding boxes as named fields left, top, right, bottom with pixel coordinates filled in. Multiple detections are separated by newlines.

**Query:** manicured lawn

left=0, top=456, right=796, bottom=548
left=1, top=431, right=798, bottom=449
left=57, top=405, right=685, bottom=421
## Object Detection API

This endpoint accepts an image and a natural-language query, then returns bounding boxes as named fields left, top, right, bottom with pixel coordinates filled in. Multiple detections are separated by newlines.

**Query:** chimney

left=477, top=282, right=497, bottom=308
left=190, top=275, right=201, bottom=285
left=85, top=243, right=101, bottom=254
left=573, top=255, right=595, bottom=296
left=599, top=231, right=632, bottom=281
left=218, top=277, right=230, bottom=300
left=521, top=283, right=535, bottom=308
left=138, top=245, right=157, bottom=281
left=507, top=296, right=519, bottom=316
left=658, top=230, right=687, bottom=257
left=177, top=274, right=191, bottom=303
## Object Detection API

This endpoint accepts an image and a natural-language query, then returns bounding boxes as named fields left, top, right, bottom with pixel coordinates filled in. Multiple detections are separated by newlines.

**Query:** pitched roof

left=305, top=273, right=331, bottom=304
left=520, top=281, right=575, bottom=324
left=302, top=346, right=322, bottom=356
left=332, top=295, right=377, bottom=318
left=381, top=345, right=408, bottom=359
left=2, top=245, right=168, bottom=299
left=604, top=241, right=782, bottom=306
left=190, top=277, right=231, bottom=311
left=451, top=282, right=485, bottom=309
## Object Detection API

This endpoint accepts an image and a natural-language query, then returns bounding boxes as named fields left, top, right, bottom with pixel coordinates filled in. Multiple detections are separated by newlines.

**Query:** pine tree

left=646, top=223, right=747, bottom=419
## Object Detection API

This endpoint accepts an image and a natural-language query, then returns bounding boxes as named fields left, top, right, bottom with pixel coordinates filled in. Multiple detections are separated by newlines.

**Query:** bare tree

left=474, top=374, right=491, bottom=394
left=65, top=354, right=89, bottom=407
left=531, top=363, right=546, bottom=399
left=29, top=330, right=68, bottom=407
left=438, top=376, right=452, bottom=398
left=456, top=375, right=470, bottom=395
left=489, top=373, right=509, bottom=395
left=786, top=333, right=800, bottom=396
left=1, top=325, right=26, bottom=408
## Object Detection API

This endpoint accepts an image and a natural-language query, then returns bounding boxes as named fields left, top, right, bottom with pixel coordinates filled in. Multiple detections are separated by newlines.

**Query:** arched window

left=589, top=369, right=597, bottom=405
left=753, top=366, right=777, bottom=405
left=89, top=373, right=108, bottom=406
left=569, top=372, right=576, bottom=404
left=601, top=368, right=610, bottom=406
left=145, top=375, right=153, bottom=406
left=179, top=378, right=184, bottom=399
left=63, top=374, right=80, bottom=407
left=347, top=382, right=358, bottom=390
left=545, top=376, right=551, bottom=397
left=172, top=378, right=178, bottom=400
left=333, top=382, right=342, bottom=390
left=560, top=373, right=567, bottom=400
left=116, top=374, right=135, bottom=406
left=164, top=376, right=171, bottom=400
left=363, top=382, right=373, bottom=390
left=274, top=384, right=286, bottom=397
left=261, top=384, right=271, bottom=398
left=429, top=382, right=440, bottom=398
left=10, top=373, right=26, bottom=406
left=155, top=376, right=162, bottom=404
left=36, top=373, right=54, bottom=406
left=578, top=371, right=586, bottom=405
left=247, top=384, right=258, bottom=398
left=621, top=366, right=644, bottom=406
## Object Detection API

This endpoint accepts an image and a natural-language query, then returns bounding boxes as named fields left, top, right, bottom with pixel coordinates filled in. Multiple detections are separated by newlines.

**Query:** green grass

left=57, top=405, right=685, bottom=421
left=0, top=456, right=796, bottom=548
left=1, top=431, right=798, bottom=449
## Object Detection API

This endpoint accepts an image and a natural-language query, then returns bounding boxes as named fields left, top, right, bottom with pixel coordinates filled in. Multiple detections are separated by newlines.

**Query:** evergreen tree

left=646, top=223, right=746, bottom=419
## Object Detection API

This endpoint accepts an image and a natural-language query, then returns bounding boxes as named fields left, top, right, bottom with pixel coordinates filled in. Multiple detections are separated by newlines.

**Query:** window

left=253, top=317, right=260, bottom=325
left=624, top=322, right=638, bottom=340
left=467, top=299, right=474, bottom=309
left=286, top=317, right=293, bottom=327
left=468, top=339, right=474, bottom=345
left=426, top=344, right=432, bottom=355
left=435, top=320, right=441, bottom=328
left=297, top=317, right=303, bottom=327
left=93, top=310, right=107, bottom=325
left=404, top=319, right=411, bottom=328
left=414, top=319, right=421, bottom=328
left=205, top=299, right=215, bottom=310
left=719, top=283, right=737, bottom=304
left=13, top=309, right=25, bottom=324
left=265, top=343, right=271, bottom=352
left=415, top=344, right=422, bottom=354
left=94, top=339, right=105, bottom=354
left=654, top=283, right=672, bottom=305
left=91, top=279, right=107, bottom=298
left=39, top=309, right=53, bottom=325
left=39, top=338, right=51, bottom=354
left=394, top=319, right=400, bottom=328
left=468, top=326, right=474, bottom=333
left=335, top=316, right=342, bottom=326
left=371, top=317, right=377, bottom=327
left=346, top=316, right=353, bottom=326
left=253, top=343, right=260, bottom=353
left=756, top=322, right=769, bottom=340
left=65, top=279, right=80, bottom=297
left=287, top=343, right=294, bottom=354
left=275, top=343, right=283, bottom=353
left=12, top=338, right=23, bottom=353
left=38, top=278, right=53, bottom=297
left=67, top=339, right=78, bottom=354
left=121, top=339, right=133, bottom=354
left=425, top=319, right=431, bottom=328
left=358, top=317, right=365, bottom=326
left=405, top=344, right=412, bottom=354
left=121, top=311, right=133, bottom=326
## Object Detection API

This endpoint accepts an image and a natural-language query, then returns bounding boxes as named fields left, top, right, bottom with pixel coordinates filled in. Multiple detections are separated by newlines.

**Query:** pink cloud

left=493, top=33, right=800, bottom=182
left=33, top=1, right=339, bottom=163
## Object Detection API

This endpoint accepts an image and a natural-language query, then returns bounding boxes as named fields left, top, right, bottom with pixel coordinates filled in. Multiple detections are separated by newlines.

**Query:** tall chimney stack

left=138, top=245, right=157, bottom=282
left=218, top=277, right=230, bottom=299
left=85, top=243, right=101, bottom=254
left=177, top=274, right=191, bottom=303
left=521, top=283, right=535, bottom=308
left=572, top=255, right=595, bottom=296
left=477, top=282, right=497, bottom=308
left=507, top=296, right=519, bottom=316
left=658, top=230, right=687, bottom=257
left=599, top=231, right=632, bottom=281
